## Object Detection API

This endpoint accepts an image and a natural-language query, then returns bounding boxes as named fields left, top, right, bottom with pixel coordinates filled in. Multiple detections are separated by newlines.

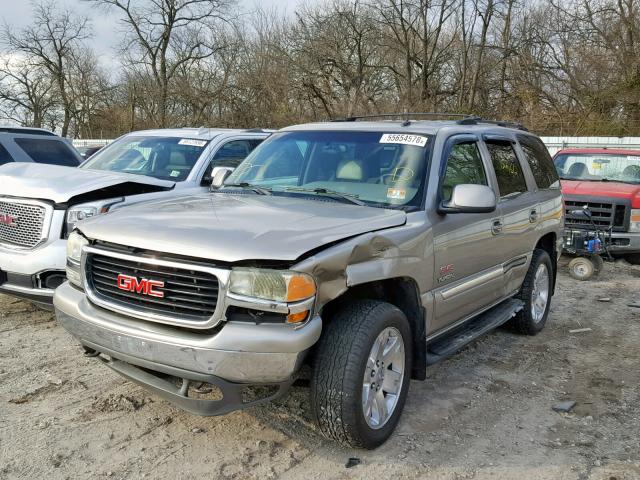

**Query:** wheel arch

left=319, top=277, right=427, bottom=381
left=534, top=232, right=558, bottom=294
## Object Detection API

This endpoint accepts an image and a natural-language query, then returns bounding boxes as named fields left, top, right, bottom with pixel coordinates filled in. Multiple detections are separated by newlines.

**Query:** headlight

left=630, top=209, right=640, bottom=232
left=229, top=268, right=316, bottom=303
left=66, top=231, right=89, bottom=287
left=65, top=198, right=124, bottom=237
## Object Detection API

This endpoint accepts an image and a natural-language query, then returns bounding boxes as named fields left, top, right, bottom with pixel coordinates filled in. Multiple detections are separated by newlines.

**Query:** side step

left=426, top=298, right=524, bottom=365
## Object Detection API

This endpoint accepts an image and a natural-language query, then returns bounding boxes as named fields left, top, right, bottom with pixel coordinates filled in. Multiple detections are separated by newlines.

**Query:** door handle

left=491, top=220, right=503, bottom=235
left=529, top=210, right=539, bottom=223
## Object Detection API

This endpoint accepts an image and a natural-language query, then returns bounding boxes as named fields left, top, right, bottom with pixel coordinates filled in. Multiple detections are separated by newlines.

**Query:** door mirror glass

left=439, top=184, right=497, bottom=214
left=210, top=166, right=234, bottom=189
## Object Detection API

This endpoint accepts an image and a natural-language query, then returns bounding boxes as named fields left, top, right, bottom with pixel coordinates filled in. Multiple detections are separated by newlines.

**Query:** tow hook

left=82, top=346, right=100, bottom=357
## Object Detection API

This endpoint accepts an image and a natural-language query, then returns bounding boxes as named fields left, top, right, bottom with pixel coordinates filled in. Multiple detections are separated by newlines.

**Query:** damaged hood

left=0, top=163, right=174, bottom=204
left=78, top=193, right=407, bottom=262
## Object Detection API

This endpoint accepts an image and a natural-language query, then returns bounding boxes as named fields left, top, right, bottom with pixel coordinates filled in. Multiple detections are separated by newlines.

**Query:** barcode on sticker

left=380, top=134, right=428, bottom=147
left=178, top=138, right=207, bottom=147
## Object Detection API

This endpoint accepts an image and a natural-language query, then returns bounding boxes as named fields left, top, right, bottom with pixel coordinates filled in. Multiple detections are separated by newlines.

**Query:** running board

left=426, top=298, right=524, bottom=365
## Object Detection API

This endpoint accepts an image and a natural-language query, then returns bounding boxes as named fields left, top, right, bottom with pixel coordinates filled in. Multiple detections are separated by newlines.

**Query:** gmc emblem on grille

left=0, top=213, right=17, bottom=226
left=116, top=274, right=165, bottom=298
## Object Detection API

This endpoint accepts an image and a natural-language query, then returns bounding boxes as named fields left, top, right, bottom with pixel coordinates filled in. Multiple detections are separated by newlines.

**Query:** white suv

left=0, top=127, right=270, bottom=307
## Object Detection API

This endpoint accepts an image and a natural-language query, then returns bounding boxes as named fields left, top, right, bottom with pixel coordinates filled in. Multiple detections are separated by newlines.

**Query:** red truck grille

left=564, top=197, right=628, bottom=231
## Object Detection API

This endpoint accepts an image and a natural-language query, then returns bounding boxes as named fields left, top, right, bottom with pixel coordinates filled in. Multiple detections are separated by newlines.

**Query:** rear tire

left=510, top=249, right=553, bottom=335
left=568, top=256, right=596, bottom=281
left=310, top=300, right=412, bottom=449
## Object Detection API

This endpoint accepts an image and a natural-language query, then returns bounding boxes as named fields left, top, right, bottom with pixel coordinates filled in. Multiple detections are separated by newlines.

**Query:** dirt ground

left=1, top=260, right=639, bottom=480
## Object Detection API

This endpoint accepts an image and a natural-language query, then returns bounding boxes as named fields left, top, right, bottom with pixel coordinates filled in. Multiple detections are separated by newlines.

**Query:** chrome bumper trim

left=54, top=282, right=322, bottom=383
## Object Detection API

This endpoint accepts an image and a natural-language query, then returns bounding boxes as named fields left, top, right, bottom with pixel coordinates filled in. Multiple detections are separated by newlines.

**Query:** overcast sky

left=0, top=0, right=307, bottom=64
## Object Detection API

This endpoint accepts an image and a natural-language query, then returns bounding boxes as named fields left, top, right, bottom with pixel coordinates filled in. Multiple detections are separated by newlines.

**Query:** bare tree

left=0, top=59, right=57, bottom=127
left=88, top=0, right=233, bottom=127
left=2, top=1, right=90, bottom=136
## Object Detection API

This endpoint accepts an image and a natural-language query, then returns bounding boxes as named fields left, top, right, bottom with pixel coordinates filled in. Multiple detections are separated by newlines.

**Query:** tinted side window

left=14, top=138, right=79, bottom=166
left=211, top=139, right=263, bottom=168
left=517, top=135, right=560, bottom=189
left=486, top=141, right=528, bottom=198
left=441, top=142, right=487, bottom=201
left=0, top=143, right=15, bottom=165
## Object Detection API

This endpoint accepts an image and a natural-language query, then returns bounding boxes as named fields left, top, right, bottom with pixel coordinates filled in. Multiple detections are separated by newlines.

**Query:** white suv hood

left=0, top=163, right=174, bottom=204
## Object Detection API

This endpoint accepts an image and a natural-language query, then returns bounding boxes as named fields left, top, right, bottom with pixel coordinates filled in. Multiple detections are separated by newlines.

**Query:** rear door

left=431, top=134, right=504, bottom=332
left=481, top=136, right=538, bottom=295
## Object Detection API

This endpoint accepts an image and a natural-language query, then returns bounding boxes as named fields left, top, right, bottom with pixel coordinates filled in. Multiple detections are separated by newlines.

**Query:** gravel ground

left=1, top=260, right=639, bottom=479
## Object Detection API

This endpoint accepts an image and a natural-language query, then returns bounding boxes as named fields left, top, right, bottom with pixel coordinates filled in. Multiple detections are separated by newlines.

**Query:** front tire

left=310, top=300, right=412, bottom=449
left=510, top=249, right=553, bottom=335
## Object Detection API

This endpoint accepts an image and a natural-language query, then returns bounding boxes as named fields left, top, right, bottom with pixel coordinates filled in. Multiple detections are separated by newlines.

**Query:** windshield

left=225, top=131, right=432, bottom=209
left=80, top=135, right=209, bottom=181
left=554, top=153, right=640, bottom=183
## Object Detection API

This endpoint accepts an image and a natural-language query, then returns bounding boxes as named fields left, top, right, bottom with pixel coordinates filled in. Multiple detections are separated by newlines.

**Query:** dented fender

left=293, top=211, right=435, bottom=312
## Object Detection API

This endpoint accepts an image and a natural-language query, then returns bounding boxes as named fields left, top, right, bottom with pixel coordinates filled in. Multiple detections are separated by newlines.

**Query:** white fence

left=72, top=138, right=112, bottom=148
left=540, top=137, right=640, bottom=156
left=71, top=136, right=640, bottom=156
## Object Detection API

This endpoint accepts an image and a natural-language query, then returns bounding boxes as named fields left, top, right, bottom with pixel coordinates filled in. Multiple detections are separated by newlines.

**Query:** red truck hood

left=561, top=180, right=640, bottom=208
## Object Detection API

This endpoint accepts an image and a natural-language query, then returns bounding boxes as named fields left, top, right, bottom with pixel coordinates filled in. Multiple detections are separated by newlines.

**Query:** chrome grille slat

left=91, top=257, right=217, bottom=283
left=0, top=198, right=51, bottom=249
left=91, top=277, right=218, bottom=306
left=86, top=251, right=220, bottom=322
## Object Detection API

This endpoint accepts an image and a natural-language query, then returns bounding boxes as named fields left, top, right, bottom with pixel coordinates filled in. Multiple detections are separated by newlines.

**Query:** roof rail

left=0, top=127, right=56, bottom=136
left=457, top=116, right=528, bottom=131
left=331, top=112, right=475, bottom=123
left=244, top=128, right=268, bottom=133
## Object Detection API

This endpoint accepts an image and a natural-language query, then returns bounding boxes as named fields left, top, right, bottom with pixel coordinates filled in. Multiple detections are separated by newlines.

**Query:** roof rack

left=331, top=112, right=474, bottom=123
left=0, top=127, right=56, bottom=136
left=330, top=112, right=528, bottom=131
left=457, top=116, right=528, bottom=131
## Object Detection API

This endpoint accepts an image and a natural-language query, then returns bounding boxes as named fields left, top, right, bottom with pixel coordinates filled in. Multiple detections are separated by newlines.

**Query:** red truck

left=553, top=148, right=640, bottom=275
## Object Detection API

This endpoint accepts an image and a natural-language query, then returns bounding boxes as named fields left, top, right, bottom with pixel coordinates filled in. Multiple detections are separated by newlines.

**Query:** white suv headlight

left=66, top=231, right=89, bottom=287
left=65, top=198, right=124, bottom=236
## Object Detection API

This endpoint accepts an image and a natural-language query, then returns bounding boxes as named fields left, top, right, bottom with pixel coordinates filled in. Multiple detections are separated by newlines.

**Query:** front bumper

left=54, top=282, right=322, bottom=414
left=0, top=235, right=67, bottom=306
left=606, top=231, right=640, bottom=254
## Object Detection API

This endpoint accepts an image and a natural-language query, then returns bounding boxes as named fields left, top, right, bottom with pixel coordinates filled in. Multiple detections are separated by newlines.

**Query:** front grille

left=565, top=198, right=629, bottom=232
left=86, top=251, right=220, bottom=322
left=0, top=199, right=49, bottom=249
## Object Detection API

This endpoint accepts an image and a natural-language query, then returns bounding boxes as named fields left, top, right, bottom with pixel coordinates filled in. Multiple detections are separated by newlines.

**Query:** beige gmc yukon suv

left=54, top=115, right=564, bottom=448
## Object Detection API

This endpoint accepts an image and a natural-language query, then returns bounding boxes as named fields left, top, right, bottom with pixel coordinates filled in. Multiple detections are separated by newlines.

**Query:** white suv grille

left=0, top=198, right=52, bottom=249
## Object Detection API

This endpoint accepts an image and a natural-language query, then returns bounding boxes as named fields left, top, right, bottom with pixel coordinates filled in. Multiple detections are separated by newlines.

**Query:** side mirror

left=439, top=184, right=497, bottom=214
left=210, top=167, right=234, bottom=190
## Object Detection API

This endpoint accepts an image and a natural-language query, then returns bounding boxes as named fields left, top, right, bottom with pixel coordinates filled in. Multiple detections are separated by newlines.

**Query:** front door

left=431, top=135, right=504, bottom=333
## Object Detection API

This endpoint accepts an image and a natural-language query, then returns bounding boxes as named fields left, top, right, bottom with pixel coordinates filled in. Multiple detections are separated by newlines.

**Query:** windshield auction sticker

left=178, top=139, right=207, bottom=147
left=380, top=133, right=428, bottom=147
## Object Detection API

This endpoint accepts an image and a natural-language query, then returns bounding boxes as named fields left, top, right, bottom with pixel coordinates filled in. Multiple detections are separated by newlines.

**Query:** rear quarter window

left=518, top=135, right=560, bottom=189
left=14, top=138, right=80, bottom=167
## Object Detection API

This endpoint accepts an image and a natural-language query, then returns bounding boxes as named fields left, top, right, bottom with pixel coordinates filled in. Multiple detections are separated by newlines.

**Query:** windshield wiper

left=284, top=187, right=366, bottom=206
left=222, top=182, right=272, bottom=195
